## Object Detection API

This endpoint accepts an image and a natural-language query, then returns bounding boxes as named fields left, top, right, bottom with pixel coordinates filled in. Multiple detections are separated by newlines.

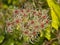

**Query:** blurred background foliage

left=0, top=0, right=60, bottom=45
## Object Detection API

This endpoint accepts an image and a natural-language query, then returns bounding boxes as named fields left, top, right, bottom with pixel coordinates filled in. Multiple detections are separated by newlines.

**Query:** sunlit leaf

left=47, top=0, right=60, bottom=30
left=51, top=9, right=59, bottom=30
left=45, top=25, right=51, bottom=40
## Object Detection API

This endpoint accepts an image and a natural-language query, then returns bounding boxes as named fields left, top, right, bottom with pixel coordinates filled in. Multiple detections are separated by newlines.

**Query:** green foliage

left=0, top=35, right=4, bottom=44
left=45, top=25, right=51, bottom=40
left=15, top=41, right=23, bottom=45
left=51, top=9, right=59, bottom=30
left=2, top=38, right=14, bottom=45
left=47, top=0, right=60, bottom=30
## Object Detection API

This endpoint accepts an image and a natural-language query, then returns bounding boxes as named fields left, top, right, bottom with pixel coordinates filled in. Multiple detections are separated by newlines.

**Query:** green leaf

left=0, top=35, right=4, bottom=44
left=2, top=39, right=14, bottom=45
left=23, top=36, right=29, bottom=42
left=8, top=0, right=12, bottom=4
left=51, top=9, right=59, bottom=30
left=47, top=0, right=60, bottom=30
left=52, top=41, right=58, bottom=45
left=45, top=25, right=51, bottom=40
left=33, top=37, right=44, bottom=45
left=15, top=41, right=22, bottom=45
left=3, top=4, right=8, bottom=9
